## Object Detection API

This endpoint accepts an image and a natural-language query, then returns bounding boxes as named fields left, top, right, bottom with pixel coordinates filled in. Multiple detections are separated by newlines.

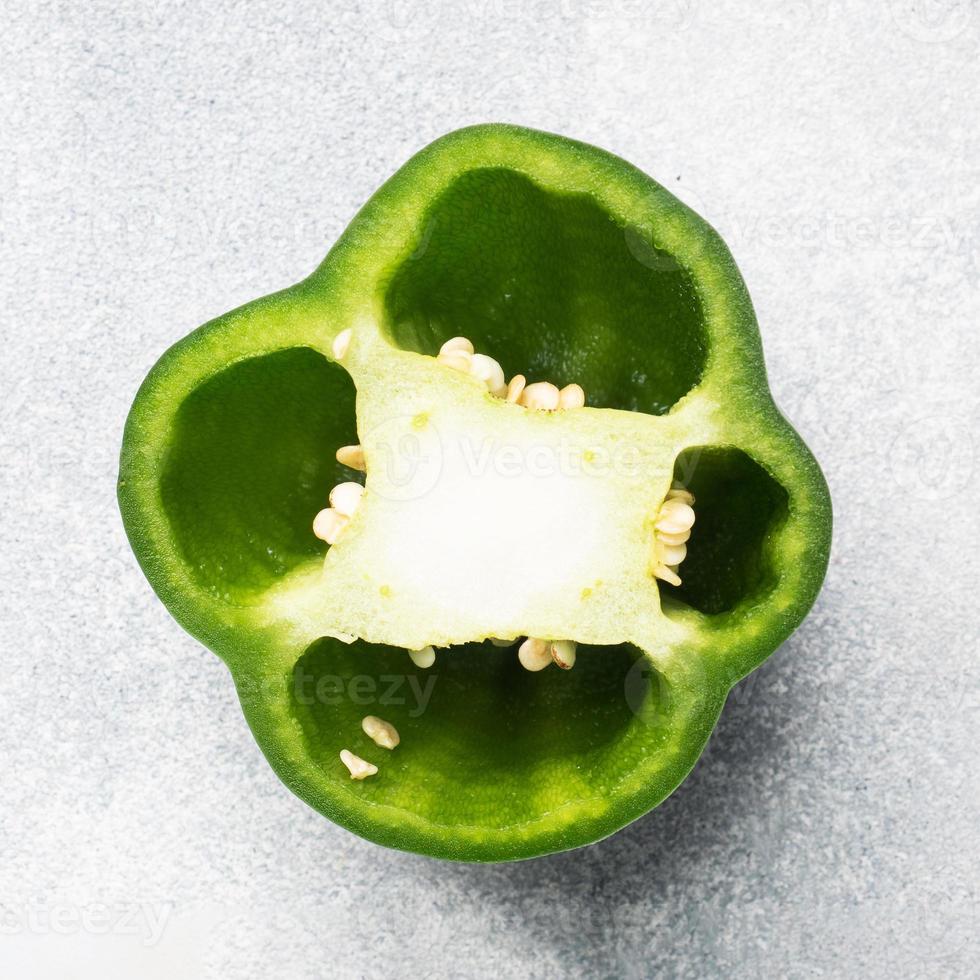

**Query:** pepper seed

left=518, top=638, right=553, bottom=671
left=409, top=646, right=436, bottom=669
left=332, top=328, right=352, bottom=360
left=558, top=384, right=585, bottom=409
left=667, top=486, right=695, bottom=506
left=660, top=542, right=687, bottom=566
left=506, top=374, right=527, bottom=403
left=312, top=508, right=349, bottom=544
left=437, top=350, right=472, bottom=373
left=336, top=444, right=366, bottom=471
left=550, top=640, right=577, bottom=669
left=329, top=481, right=364, bottom=517
left=362, top=715, right=400, bottom=750
left=520, top=382, right=561, bottom=411
left=439, top=336, right=475, bottom=356
left=468, top=353, right=507, bottom=396
left=656, top=529, right=690, bottom=547
left=656, top=500, right=695, bottom=534
left=340, top=749, right=378, bottom=780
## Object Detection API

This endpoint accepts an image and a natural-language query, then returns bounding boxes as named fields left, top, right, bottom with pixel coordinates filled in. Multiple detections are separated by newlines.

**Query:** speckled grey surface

left=2, top=2, right=978, bottom=977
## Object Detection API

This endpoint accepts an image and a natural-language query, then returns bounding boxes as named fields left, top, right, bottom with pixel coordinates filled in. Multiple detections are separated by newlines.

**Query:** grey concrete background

left=2, top=1, right=978, bottom=977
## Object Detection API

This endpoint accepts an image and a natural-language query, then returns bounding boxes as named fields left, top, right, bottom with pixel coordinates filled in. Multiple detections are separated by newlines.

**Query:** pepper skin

left=119, top=124, right=831, bottom=861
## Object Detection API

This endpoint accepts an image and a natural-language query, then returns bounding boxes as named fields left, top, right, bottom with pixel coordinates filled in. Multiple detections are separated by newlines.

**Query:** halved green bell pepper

left=118, top=124, right=831, bottom=861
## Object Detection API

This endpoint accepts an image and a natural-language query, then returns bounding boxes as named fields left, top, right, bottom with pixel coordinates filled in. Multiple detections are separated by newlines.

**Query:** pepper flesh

left=118, top=124, right=831, bottom=861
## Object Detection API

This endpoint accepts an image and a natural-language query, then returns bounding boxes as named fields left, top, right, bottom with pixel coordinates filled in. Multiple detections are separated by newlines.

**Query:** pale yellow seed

left=329, top=481, right=364, bottom=517
left=661, top=542, right=687, bottom=565
left=520, top=381, right=561, bottom=411
left=331, top=328, right=352, bottom=360
left=558, top=384, right=585, bottom=409
left=437, top=350, right=472, bottom=372
left=409, top=646, right=436, bottom=669
left=656, top=515, right=693, bottom=535
left=518, top=638, right=552, bottom=671
left=657, top=529, right=690, bottom=547
left=654, top=565, right=682, bottom=587
left=659, top=497, right=690, bottom=517
left=656, top=500, right=695, bottom=534
left=361, top=715, right=400, bottom=750
left=506, top=375, right=527, bottom=404
left=336, top=444, right=366, bottom=471
left=339, top=749, right=377, bottom=780
left=469, top=353, right=506, bottom=395
left=490, top=638, right=515, bottom=647
left=439, top=336, right=474, bottom=356
left=668, top=486, right=695, bottom=506
left=551, top=640, right=577, bottom=670
left=312, top=508, right=348, bottom=544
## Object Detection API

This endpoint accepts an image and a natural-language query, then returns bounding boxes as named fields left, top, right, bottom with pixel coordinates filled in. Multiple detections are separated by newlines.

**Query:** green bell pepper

left=119, top=124, right=831, bottom=861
